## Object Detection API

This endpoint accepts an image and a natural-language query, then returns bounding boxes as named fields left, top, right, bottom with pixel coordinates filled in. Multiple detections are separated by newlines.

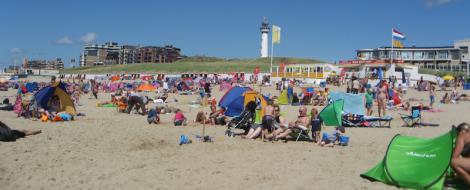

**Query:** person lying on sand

left=97, top=94, right=119, bottom=107
left=0, top=121, right=41, bottom=142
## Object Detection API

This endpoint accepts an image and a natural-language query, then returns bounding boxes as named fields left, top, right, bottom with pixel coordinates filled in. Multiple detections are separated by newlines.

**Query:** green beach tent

left=319, top=99, right=344, bottom=126
left=361, top=129, right=456, bottom=190
left=277, top=90, right=289, bottom=105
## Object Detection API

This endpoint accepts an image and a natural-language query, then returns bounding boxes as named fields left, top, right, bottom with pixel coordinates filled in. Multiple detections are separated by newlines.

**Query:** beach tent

left=137, top=84, right=156, bottom=91
left=219, top=86, right=269, bottom=117
left=219, top=86, right=252, bottom=117
left=277, top=90, right=289, bottom=105
left=33, top=82, right=76, bottom=115
left=329, top=91, right=365, bottom=115
left=361, top=129, right=456, bottom=190
left=319, top=99, right=344, bottom=126
left=25, top=82, right=38, bottom=93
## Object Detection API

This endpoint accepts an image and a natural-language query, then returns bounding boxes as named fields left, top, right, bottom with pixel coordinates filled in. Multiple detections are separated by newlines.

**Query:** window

left=401, top=51, right=411, bottom=60
left=413, top=51, right=424, bottom=60
left=460, top=46, right=469, bottom=54
left=437, top=51, right=448, bottom=59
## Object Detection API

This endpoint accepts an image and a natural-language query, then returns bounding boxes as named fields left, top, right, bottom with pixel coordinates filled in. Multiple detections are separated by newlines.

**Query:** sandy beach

left=1, top=78, right=468, bottom=190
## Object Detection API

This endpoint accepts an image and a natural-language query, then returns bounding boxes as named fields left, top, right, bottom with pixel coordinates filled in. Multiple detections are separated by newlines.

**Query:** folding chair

left=290, top=125, right=312, bottom=142
left=399, top=106, right=421, bottom=127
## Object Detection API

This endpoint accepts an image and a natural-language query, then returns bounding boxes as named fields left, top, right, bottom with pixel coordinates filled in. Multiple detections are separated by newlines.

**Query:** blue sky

left=0, top=0, right=469, bottom=68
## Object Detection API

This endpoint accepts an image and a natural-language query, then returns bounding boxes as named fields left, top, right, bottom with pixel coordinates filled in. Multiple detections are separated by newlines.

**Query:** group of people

left=240, top=101, right=346, bottom=146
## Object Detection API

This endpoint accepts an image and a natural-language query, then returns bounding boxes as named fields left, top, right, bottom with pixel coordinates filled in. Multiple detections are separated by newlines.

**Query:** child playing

left=173, top=109, right=187, bottom=126
left=310, top=108, right=323, bottom=144
left=320, top=126, right=346, bottom=147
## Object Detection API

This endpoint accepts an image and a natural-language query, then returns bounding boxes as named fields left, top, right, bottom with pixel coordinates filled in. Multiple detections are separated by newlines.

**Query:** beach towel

left=329, top=92, right=365, bottom=115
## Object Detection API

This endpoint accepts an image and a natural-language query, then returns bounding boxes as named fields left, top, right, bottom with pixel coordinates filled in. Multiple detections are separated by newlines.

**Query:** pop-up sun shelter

left=361, top=129, right=456, bottom=190
left=277, top=90, right=289, bottom=105
left=33, top=82, right=76, bottom=115
left=219, top=86, right=269, bottom=117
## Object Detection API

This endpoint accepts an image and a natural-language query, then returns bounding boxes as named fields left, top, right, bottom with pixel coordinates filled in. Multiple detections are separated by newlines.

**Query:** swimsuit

left=262, top=115, right=274, bottom=131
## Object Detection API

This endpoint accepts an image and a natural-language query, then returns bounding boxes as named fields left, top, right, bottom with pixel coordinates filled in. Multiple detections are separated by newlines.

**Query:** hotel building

left=356, top=39, right=469, bottom=72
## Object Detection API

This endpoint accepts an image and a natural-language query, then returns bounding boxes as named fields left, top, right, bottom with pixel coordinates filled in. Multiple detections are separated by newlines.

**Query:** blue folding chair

left=399, top=106, right=421, bottom=127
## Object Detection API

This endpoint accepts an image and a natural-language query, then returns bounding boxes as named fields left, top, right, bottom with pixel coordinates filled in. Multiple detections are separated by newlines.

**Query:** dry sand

left=1, top=78, right=469, bottom=190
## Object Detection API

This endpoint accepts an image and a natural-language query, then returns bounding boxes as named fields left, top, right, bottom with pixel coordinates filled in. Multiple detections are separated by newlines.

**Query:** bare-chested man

left=274, top=106, right=309, bottom=140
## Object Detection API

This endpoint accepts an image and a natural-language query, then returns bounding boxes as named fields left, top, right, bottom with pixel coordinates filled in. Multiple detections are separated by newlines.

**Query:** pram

left=225, top=101, right=256, bottom=137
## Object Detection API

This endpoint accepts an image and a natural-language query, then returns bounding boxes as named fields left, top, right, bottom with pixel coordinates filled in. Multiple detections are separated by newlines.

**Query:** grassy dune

left=61, top=57, right=325, bottom=74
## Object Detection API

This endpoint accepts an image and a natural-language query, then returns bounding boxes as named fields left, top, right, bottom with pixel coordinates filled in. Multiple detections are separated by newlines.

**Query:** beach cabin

left=270, top=63, right=337, bottom=85
left=338, top=59, right=434, bottom=85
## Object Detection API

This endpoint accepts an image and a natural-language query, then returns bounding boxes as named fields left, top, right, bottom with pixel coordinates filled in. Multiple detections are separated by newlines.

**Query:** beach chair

left=362, top=115, right=393, bottom=128
left=399, top=106, right=421, bottom=127
left=290, top=125, right=312, bottom=142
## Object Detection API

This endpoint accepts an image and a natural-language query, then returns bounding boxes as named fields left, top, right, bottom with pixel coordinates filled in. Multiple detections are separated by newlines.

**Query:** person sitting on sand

left=320, top=126, right=346, bottom=147
left=147, top=106, right=161, bottom=124
left=451, top=122, right=470, bottom=186
left=264, top=104, right=287, bottom=139
left=0, top=121, right=41, bottom=142
left=195, top=111, right=211, bottom=124
left=45, top=95, right=61, bottom=119
left=274, top=106, right=310, bottom=140
left=291, top=92, right=300, bottom=106
left=209, top=106, right=227, bottom=125
left=173, top=109, right=187, bottom=126
left=441, top=93, right=451, bottom=104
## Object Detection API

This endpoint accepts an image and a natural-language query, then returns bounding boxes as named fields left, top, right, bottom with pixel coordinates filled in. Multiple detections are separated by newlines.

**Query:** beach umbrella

left=442, top=75, right=454, bottom=81
left=319, top=99, right=344, bottom=126
left=137, top=84, right=156, bottom=91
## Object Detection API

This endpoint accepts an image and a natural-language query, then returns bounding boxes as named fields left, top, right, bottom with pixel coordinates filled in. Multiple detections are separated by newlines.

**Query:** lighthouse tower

left=260, top=17, right=270, bottom=58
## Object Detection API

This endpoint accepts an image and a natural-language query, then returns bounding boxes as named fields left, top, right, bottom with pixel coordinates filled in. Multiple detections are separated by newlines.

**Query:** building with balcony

left=80, top=42, right=121, bottom=67
left=25, top=58, right=64, bottom=70
left=80, top=42, right=183, bottom=66
left=356, top=39, right=470, bottom=72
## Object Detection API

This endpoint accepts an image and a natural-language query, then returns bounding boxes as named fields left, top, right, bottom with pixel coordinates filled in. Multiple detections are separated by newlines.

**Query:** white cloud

left=56, top=36, right=73, bottom=45
left=10, top=48, right=22, bottom=54
left=425, top=0, right=455, bottom=7
left=80, top=32, right=97, bottom=43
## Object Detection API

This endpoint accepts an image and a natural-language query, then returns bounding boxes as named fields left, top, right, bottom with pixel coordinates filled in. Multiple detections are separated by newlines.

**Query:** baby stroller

left=225, top=101, right=257, bottom=137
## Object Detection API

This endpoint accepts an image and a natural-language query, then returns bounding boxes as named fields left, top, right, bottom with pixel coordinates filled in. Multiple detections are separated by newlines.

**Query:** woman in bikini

left=376, top=81, right=388, bottom=117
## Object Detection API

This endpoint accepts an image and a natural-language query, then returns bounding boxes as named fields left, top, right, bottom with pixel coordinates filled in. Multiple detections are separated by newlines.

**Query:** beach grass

left=60, top=57, right=325, bottom=74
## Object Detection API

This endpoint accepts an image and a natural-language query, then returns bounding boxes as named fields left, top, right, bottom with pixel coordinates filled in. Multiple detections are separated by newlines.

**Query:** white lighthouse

left=260, top=17, right=270, bottom=58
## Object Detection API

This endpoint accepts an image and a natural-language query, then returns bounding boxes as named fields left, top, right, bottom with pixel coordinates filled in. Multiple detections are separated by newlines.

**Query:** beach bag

left=339, top=135, right=350, bottom=146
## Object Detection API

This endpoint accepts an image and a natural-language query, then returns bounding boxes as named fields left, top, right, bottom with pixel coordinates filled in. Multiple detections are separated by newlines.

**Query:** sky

left=0, top=0, right=469, bottom=68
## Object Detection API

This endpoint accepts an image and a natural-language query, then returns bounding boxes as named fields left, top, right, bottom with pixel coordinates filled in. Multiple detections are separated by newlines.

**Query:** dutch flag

left=392, top=28, right=406, bottom=40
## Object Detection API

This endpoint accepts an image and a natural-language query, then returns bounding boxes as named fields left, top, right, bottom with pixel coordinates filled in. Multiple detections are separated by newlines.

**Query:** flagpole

left=390, top=28, right=394, bottom=78
left=391, top=28, right=394, bottom=64
left=270, top=37, right=274, bottom=74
